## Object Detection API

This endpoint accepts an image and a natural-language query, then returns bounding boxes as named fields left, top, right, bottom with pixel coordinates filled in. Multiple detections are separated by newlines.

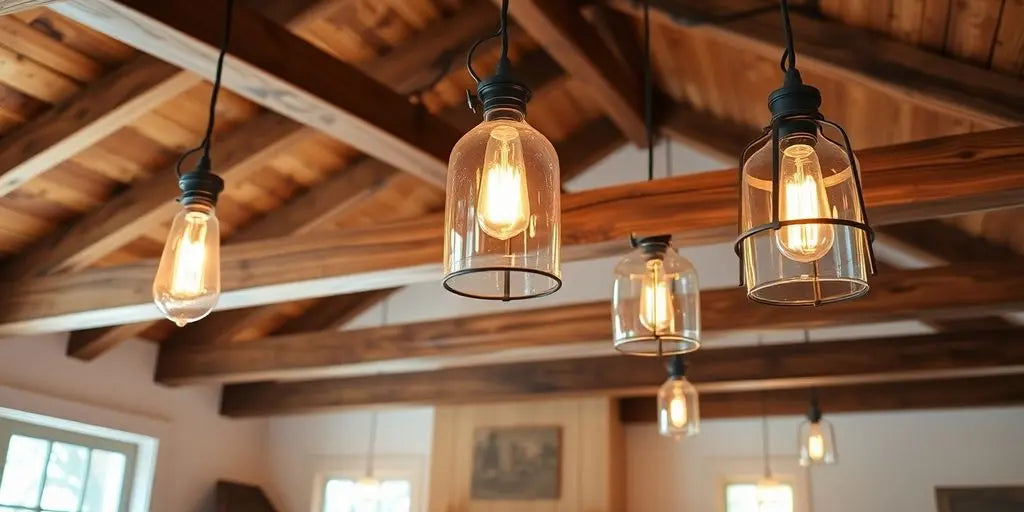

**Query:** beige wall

left=429, top=397, right=624, bottom=512
left=0, top=333, right=270, bottom=512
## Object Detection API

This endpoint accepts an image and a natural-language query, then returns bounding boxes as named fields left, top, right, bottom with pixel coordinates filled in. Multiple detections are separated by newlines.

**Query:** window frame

left=723, top=480, right=797, bottom=512
left=0, top=418, right=138, bottom=512
left=310, top=455, right=426, bottom=512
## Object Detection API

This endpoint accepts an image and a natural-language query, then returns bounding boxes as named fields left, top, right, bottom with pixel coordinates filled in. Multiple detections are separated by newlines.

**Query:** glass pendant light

left=736, top=0, right=876, bottom=306
left=798, top=391, right=837, bottom=466
left=356, top=411, right=382, bottom=501
left=657, top=355, right=699, bottom=439
left=755, top=392, right=792, bottom=511
left=153, top=0, right=234, bottom=326
left=612, top=0, right=700, bottom=356
left=443, top=0, right=560, bottom=301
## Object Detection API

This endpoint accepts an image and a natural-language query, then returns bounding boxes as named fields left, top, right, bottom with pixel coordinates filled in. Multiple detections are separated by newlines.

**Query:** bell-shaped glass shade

left=657, top=375, right=699, bottom=439
left=612, top=243, right=700, bottom=355
left=798, top=418, right=837, bottom=466
left=153, top=203, right=221, bottom=326
left=739, top=124, right=871, bottom=305
left=443, top=108, right=560, bottom=300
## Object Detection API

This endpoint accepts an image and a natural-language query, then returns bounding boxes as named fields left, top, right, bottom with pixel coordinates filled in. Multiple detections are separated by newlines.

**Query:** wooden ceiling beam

left=52, top=0, right=462, bottom=188
left=218, top=327, right=1024, bottom=415
left=0, top=54, right=198, bottom=197
left=156, top=262, right=1024, bottom=385
left=622, top=0, right=1024, bottom=128
left=618, top=374, right=1024, bottom=422
left=3, top=127, right=1024, bottom=335
left=501, top=0, right=646, bottom=144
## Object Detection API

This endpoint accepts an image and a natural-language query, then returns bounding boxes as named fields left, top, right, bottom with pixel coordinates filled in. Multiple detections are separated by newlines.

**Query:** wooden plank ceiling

left=0, top=0, right=1021, bottom=417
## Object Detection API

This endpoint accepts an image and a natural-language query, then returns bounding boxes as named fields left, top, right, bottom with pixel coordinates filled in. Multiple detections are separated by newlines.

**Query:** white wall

left=266, top=409, right=434, bottom=512
left=626, top=407, right=1024, bottom=512
left=0, top=333, right=270, bottom=512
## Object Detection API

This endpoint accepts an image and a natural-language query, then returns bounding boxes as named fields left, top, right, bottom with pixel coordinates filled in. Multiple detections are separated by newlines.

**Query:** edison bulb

left=775, top=140, right=834, bottom=263
left=657, top=375, right=699, bottom=439
left=639, top=258, right=674, bottom=332
left=476, top=125, right=530, bottom=240
left=806, top=422, right=825, bottom=461
left=153, top=203, right=220, bottom=326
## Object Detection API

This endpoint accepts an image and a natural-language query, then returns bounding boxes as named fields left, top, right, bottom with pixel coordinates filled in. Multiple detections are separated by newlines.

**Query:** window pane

left=40, top=442, right=89, bottom=511
left=0, top=435, right=49, bottom=507
left=323, top=479, right=411, bottom=512
left=726, top=483, right=793, bottom=512
left=81, top=449, right=126, bottom=512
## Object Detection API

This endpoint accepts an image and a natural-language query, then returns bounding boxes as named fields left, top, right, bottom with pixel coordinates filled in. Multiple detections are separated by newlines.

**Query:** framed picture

left=470, top=426, right=561, bottom=500
left=936, top=486, right=1024, bottom=511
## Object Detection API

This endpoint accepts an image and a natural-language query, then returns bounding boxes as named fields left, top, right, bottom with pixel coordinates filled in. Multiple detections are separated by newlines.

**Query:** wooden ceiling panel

left=991, top=0, right=1024, bottom=75
left=10, top=8, right=134, bottom=65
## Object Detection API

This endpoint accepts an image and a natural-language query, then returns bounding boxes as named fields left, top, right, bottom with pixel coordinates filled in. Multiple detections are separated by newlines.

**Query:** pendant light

left=152, top=0, right=234, bottom=326
left=443, top=0, right=560, bottom=301
left=735, top=0, right=876, bottom=306
left=356, top=411, right=382, bottom=501
left=611, top=0, right=700, bottom=356
left=796, top=333, right=837, bottom=466
left=755, top=388, right=792, bottom=510
left=657, top=355, right=699, bottom=439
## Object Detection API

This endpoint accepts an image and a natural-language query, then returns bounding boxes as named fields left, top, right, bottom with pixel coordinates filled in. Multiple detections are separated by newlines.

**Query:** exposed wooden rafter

left=618, top=374, right=1024, bottom=422
left=155, top=262, right=1024, bottom=385
left=3, top=127, right=1023, bottom=335
left=617, top=0, right=1024, bottom=128
left=52, top=0, right=462, bottom=187
left=218, top=328, right=1024, bottom=415
left=502, top=0, right=646, bottom=144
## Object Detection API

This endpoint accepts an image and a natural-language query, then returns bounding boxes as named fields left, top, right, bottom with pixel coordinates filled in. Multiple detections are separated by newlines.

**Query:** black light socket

left=769, top=68, right=822, bottom=140
left=476, top=57, right=531, bottom=114
left=178, top=155, right=224, bottom=207
left=667, top=355, right=686, bottom=379
left=631, top=233, right=673, bottom=259
left=807, top=395, right=823, bottom=423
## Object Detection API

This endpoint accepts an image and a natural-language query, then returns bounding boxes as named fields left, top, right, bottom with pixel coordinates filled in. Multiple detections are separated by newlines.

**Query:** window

left=725, top=482, right=794, bottom=512
left=321, top=478, right=411, bottom=512
left=0, top=419, right=136, bottom=512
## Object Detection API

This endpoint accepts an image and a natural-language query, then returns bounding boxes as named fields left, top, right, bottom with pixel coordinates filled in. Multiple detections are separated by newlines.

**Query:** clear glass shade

left=739, top=125, right=871, bottom=305
left=612, top=243, right=700, bottom=355
left=657, top=376, right=700, bottom=439
left=798, top=419, right=837, bottom=466
left=443, top=107, right=560, bottom=300
left=153, top=203, right=221, bottom=326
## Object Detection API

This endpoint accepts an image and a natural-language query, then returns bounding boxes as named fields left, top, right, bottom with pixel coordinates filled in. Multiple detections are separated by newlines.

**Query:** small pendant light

left=611, top=0, right=700, bottom=356
left=356, top=411, right=382, bottom=501
left=152, top=0, right=234, bottom=326
left=796, top=331, right=837, bottom=466
left=657, top=355, right=699, bottom=439
left=443, top=0, right=560, bottom=301
left=798, top=391, right=837, bottom=466
left=755, top=382, right=792, bottom=510
left=735, top=0, right=876, bottom=306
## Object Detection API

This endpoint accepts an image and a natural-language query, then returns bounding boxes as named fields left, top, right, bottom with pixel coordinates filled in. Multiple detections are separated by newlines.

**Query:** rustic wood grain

left=504, top=0, right=646, bottom=143
left=53, top=0, right=461, bottom=187
left=218, top=327, right=1024, bottom=415
left=3, top=127, right=1024, bottom=335
left=619, top=374, right=1024, bottom=422
left=156, top=261, right=1024, bottom=385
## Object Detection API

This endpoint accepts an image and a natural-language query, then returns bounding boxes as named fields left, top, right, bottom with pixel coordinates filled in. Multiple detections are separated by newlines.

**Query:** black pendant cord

left=467, top=0, right=510, bottom=84
left=643, top=0, right=654, bottom=183
left=176, top=0, right=235, bottom=177
left=779, top=0, right=797, bottom=73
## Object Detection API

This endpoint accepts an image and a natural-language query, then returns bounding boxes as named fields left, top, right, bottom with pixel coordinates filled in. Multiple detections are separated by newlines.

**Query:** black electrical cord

left=467, top=0, right=509, bottom=84
left=779, top=0, right=797, bottom=72
left=176, top=0, right=235, bottom=177
left=643, top=0, right=654, bottom=182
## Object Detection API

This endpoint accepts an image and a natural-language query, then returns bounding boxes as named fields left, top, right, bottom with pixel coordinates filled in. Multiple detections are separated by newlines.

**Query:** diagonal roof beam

left=53, top=0, right=462, bottom=188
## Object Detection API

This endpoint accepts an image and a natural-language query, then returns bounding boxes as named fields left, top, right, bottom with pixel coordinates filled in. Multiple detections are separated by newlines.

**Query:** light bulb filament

left=775, top=143, right=835, bottom=263
left=639, top=258, right=674, bottom=332
left=668, top=395, right=687, bottom=427
left=476, top=125, right=530, bottom=240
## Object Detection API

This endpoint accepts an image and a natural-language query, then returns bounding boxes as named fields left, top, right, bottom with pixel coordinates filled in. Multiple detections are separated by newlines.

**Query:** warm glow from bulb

left=639, top=258, right=673, bottom=332
left=807, top=422, right=825, bottom=461
left=776, top=142, right=834, bottom=263
left=355, top=476, right=381, bottom=501
left=476, top=125, right=530, bottom=240
left=668, top=393, right=687, bottom=427
left=153, top=205, right=220, bottom=327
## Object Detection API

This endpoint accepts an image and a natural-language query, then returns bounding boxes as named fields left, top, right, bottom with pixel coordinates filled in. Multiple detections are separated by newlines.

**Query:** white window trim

left=309, top=454, right=427, bottom=512
left=0, top=385, right=164, bottom=512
